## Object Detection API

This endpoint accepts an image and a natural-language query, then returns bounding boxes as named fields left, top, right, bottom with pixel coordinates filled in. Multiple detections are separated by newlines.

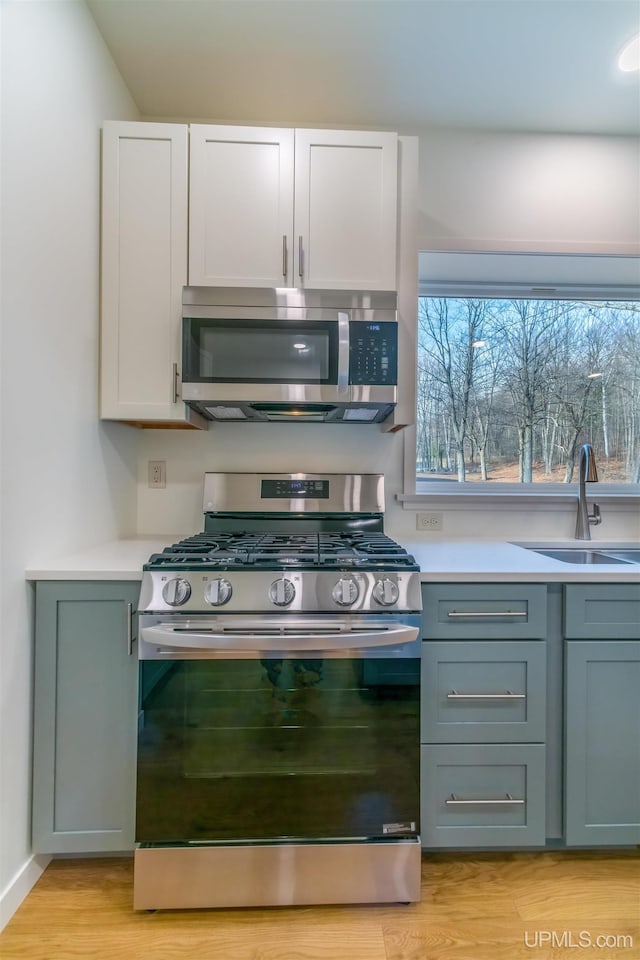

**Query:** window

left=411, top=253, right=640, bottom=498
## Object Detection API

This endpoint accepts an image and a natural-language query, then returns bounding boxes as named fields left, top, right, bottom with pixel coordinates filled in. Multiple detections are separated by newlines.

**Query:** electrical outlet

left=416, top=512, right=443, bottom=531
left=148, top=460, right=166, bottom=488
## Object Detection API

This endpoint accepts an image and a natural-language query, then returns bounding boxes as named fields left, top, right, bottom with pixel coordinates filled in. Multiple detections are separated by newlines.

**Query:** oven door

left=136, top=614, right=420, bottom=846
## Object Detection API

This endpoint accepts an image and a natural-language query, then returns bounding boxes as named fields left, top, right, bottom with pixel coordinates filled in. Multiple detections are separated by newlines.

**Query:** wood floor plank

left=382, top=921, right=640, bottom=960
left=1, top=852, right=638, bottom=960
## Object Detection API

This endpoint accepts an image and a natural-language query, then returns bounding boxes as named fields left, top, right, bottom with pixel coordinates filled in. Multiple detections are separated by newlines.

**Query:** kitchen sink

left=528, top=548, right=636, bottom=565
left=601, top=550, right=640, bottom=563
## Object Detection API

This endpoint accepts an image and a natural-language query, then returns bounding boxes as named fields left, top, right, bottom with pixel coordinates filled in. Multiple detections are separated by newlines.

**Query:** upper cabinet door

left=189, top=126, right=295, bottom=287
left=293, top=129, right=398, bottom=290
left=101, top=122, right=201, bottom=426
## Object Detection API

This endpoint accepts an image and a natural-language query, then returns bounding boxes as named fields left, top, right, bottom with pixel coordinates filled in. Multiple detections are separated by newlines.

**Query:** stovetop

left=145, top=531, right=418, bottom=572
left=139, top=474, right=422, bottom=614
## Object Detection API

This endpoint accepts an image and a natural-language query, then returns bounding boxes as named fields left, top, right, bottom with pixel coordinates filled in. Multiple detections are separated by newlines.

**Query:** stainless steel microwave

left=180, top=287, right=398, bottom=423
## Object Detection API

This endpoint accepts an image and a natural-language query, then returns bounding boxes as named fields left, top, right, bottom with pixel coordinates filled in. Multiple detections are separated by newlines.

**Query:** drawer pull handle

left=447, top=690, right=526, bottom=701
left=447, top=610, right=527, bottom=618
left=445, top=793, right=525, bottom=806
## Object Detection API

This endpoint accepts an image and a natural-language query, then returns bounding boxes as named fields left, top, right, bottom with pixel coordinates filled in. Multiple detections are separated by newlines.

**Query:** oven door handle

left=141, top=622, right=419, bottom=652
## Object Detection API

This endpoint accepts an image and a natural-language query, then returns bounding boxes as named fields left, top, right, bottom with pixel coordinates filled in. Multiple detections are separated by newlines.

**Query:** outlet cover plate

left=416, top=512, right=443, bottom=531
left=148, top=460, right=166, bottom=488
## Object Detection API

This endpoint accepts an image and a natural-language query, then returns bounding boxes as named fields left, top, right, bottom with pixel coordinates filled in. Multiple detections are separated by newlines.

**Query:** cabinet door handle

left=172, top=363, right=180, bottom=404
left=282, top=235, right=288, bottom=279
left=447, top=610, right=527, bottom=618
left=126, top=602, right=134, bottom=656
left=298, top=235, right=304, bottom=279
left=447, top=690, right=526, bottom=700
left=445, top=793, right=525, bottom=806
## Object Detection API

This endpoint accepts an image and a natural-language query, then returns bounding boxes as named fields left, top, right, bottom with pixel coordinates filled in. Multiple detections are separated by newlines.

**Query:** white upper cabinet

left=189, top=126, right=295, bottom=287
left=293, top=129, right=398, bottom=290
left=101, top=121, right=204, bottom=427
left=188, top=126, right=398, bottom=291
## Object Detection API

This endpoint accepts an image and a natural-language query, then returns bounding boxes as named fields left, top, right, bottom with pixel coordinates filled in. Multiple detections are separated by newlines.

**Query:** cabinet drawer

left=420, top=743, right=546, bottom=848
left=421, top=641, right=545, bottom=743
left=422, top=584, right=547, bottom=640
left=564, top=584, right=640, bottom=638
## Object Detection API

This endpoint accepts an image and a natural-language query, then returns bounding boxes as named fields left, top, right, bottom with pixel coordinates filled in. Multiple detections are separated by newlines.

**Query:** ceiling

left=87, top=0, right=640, bottom=136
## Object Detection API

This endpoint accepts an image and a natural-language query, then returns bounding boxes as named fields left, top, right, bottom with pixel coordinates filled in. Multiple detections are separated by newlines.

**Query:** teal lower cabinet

left=32, top=581, right=139, bottom=853
left=420, top=581, right=640, bottom=850
left=419, top=589, right=548, bottom=850
left=421, top=743, right=546, bottom=847
left=419, top=640, right=547, bottom=847
left=564, top=640, right=640, bottom=846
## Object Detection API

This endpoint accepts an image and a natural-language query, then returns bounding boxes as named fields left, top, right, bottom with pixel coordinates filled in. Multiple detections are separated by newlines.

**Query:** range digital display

left=261, top=479, right=330, bottom=499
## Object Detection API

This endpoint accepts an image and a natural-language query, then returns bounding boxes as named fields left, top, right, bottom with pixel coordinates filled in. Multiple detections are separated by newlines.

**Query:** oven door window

left=183, top=318, right=338, bottom=384
left=136, top=657, right=419, bottom=844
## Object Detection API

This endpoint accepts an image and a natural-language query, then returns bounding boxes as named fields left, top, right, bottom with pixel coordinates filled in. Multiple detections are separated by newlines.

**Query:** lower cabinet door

left=565, top=640, right=640, bottom=846
left=421, top=743, right=546, bottom=848
left=32, top=581, right=139, bottom=853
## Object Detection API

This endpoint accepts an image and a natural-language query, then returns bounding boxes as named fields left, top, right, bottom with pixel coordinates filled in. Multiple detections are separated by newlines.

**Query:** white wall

left=418, top=128, right=639, bottom=254
left=137, top=424, right=405, bottom=536
left=136, top=423, right=640, bottom=544
left=0, top=0, right=139, bottom=927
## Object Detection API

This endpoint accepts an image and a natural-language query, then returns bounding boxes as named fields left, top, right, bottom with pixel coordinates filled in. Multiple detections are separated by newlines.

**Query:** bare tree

left=418, top=298, right=484, bottom=481
left=467, top=333, right=503, bottom=480
left=494, top=300, right=560, bottom=482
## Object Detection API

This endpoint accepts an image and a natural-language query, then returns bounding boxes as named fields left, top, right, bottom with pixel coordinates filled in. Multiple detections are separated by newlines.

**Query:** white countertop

left=405, top=540, right=640, bottom=582
left=25, top=538, right=180, bottom=581
left=25, top=537, right=640, bottom=583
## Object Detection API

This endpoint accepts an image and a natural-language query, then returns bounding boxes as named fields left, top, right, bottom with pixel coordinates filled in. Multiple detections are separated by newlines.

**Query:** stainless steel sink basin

left=602, top=550, right=640, bottom=563
left=530, top=548, right=634, bottom=565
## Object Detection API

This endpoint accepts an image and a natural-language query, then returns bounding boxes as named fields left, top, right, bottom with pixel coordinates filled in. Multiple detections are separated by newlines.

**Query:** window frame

left=400, top=262, right=640, bottom=507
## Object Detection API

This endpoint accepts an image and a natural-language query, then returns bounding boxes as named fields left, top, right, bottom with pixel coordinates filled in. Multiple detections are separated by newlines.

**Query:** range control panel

left=349, top=322, right=398, bottom=385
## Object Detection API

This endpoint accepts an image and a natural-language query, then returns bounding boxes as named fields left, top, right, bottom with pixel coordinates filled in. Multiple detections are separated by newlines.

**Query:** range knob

left=204, top=578, right=232, bottom=606
left=332, top=577, right=360, bottom=607
left=162, top=577, right=192, bottom=607
left=372, top=577, right=399, bottom=606
left=269, top=577, right=296, bottom=607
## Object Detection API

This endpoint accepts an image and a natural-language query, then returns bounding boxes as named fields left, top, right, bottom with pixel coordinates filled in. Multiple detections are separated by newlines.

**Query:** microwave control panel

left=349, top=322, right=398, bottom=385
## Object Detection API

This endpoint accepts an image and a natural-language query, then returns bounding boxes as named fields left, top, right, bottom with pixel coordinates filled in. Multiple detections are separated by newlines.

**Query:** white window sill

left=398, top=484, right=640, bottom=511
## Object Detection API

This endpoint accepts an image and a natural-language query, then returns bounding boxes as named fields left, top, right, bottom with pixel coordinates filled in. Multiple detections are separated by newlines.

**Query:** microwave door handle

left=337, top=312, right=350, bottom=396
left=141, top=622, right=418, bottom=652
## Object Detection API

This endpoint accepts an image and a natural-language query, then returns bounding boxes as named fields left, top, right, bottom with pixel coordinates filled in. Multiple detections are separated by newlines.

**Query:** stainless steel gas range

left=134, top=473, right=422, bottom=910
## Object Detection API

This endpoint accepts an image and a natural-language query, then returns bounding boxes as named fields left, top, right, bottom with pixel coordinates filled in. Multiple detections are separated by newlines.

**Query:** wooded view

left=416, top=298, right=640, bottom=484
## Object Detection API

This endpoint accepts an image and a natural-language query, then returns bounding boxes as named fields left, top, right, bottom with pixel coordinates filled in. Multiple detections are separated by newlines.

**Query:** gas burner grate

left=145, top=530, right=417, bottom=572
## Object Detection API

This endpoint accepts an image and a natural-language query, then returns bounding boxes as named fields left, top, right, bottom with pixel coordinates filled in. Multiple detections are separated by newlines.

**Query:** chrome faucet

left=575, top=443, right=601, bottom=539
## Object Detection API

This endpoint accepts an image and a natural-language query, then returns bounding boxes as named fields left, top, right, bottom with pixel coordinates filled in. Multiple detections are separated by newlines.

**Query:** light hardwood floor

left=1, top=850, right=638, bottom=959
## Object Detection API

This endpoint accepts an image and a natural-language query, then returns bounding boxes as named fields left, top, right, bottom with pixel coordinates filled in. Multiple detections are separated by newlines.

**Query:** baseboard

left=0, top=853, right=51, bottom=932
